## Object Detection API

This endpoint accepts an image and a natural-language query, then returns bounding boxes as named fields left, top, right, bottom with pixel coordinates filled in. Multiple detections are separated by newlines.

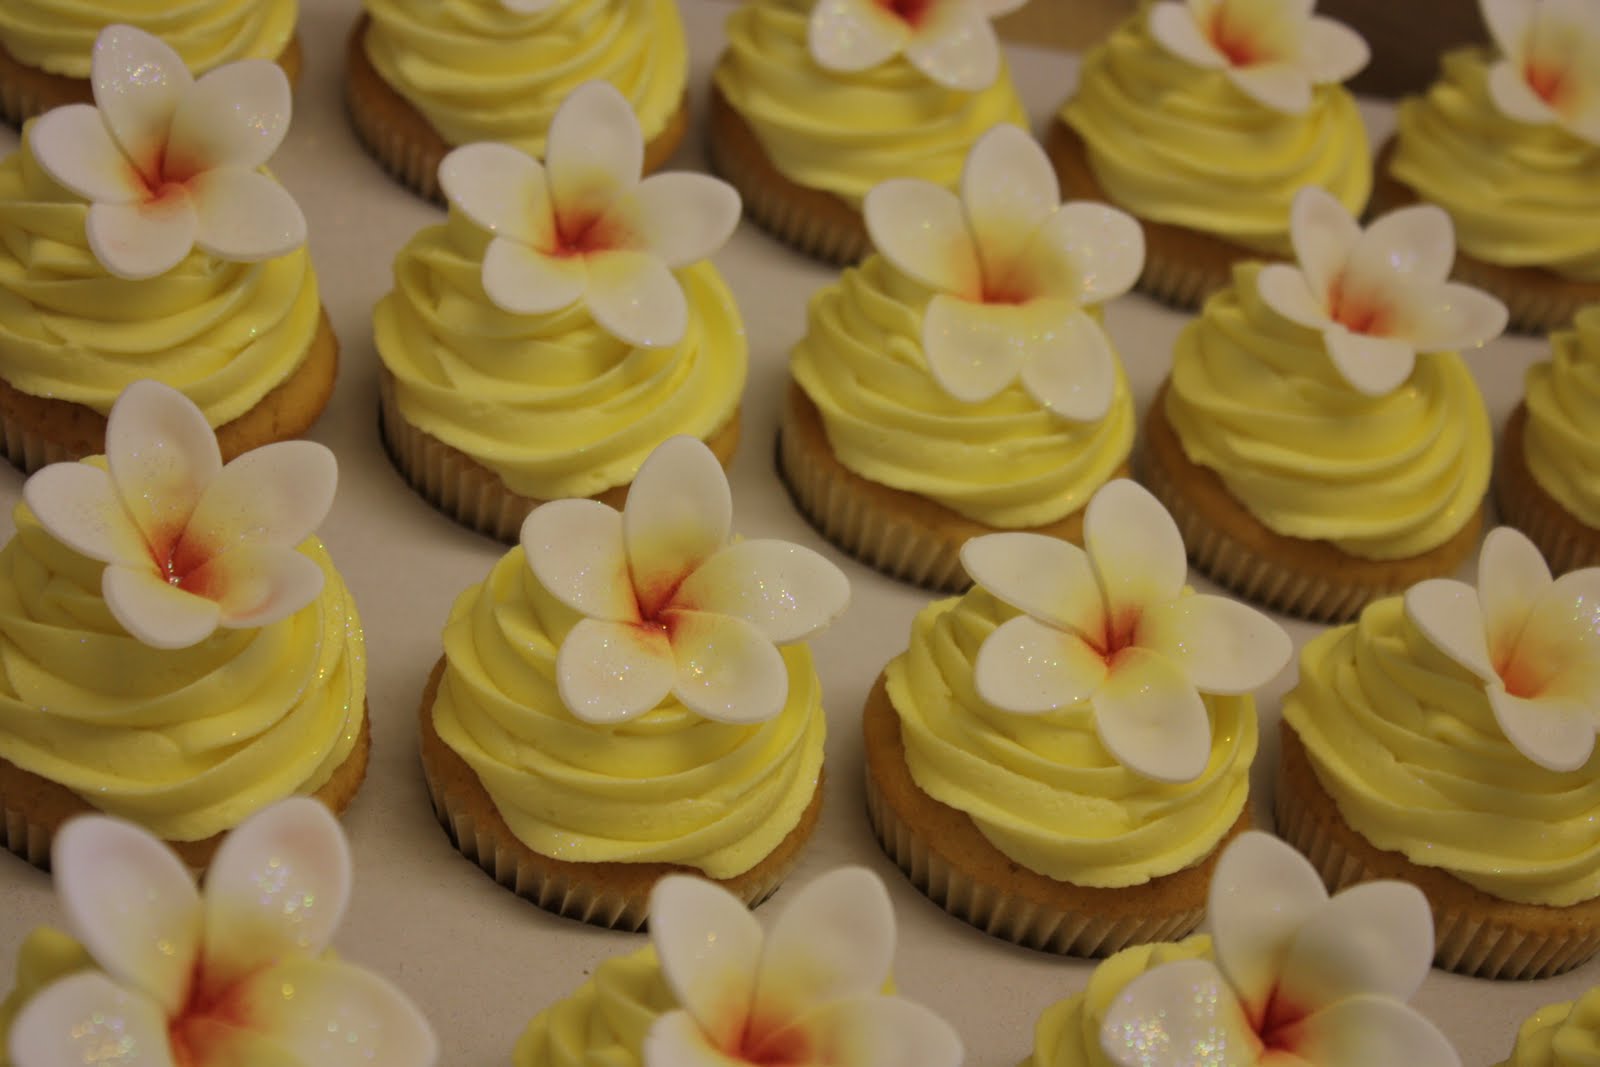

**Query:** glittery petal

left=438, top=143, right=553, bottom=248
left=90, top=26, right=191, bottom=179
left=903, top=0, right=1000, bottom=91
left=1404, top=579, right=1496, bottom=682
left=1139, top=595, right=1291, bottom=695
left=104, top=380, right=221, bottom=553
left=521, top=498, right=638, bottom=623
left=8, top=971, right=176, bottom=1067
left=166, top=60, right=290, bottom=173
left=623, top=437, right=732, bottom=604
left=556, top=616, right=675, bottom=724
left=1208, top=831, right=1328, bottom=1018
left=188, top=440, right=336, bottom=553
left=193, top=543, right=325, bottom=630
left=1290, top=996, right=1460, bottom=1067
left=959, top=532, right=1102, bottom=635
left=102, top=563, right=223, bottom=650
left=231, top=959, right=437, bottom=1067
left=1085, top=479, right=1187, bottom=616
left=666, top=609, right=789, bottom=724
left=755, top=868, right=894, bottom=1014
left=675, top=540, right=849, bottom=644
left=973, top=615, right=1106, bottom=714
left=1091, top=648, right=1210, bottom=783
left=807, top=0, right=906, bottom=74
left=649, top=876, right=763, bottom=1035
left=783, top=996, right=964, bottom=1067
left=23, top=461, right=148, bottom=569
left=1099, top=958, right=1259, bottom=1067
left=1277, top=880, right=1435, bottom=1008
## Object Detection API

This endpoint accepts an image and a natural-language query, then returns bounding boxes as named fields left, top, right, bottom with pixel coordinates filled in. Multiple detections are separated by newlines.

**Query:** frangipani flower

left=521, top=436, right=849, bottom=724
left=643, top=868, right=963, bottom=1067
left=437, top=82, right=741, bottom=349
left=962, top=480, right=1290, bottom=783
left=23, top=380, right=336, bottom=650
left=863, top=124, right=1143, bottom=422
left=1406, top=527, right=1600, bottom=772
left=1257, top=187, right=1508, bottom=397
left=1483, top=0, right=1600, bottom=145
left=1100, top=832, right=1459, bottom=1067
left=808, top=0, right=1026, bottom=91
left=7, top=799, right=438, bottom=1067
left=1147, top=0, right=1369, bottom=114
left=30, top=24, right=305, bottom=281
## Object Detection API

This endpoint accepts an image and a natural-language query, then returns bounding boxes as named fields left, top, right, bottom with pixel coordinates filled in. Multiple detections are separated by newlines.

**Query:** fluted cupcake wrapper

left=1495, top=404, right=1600, bottom=575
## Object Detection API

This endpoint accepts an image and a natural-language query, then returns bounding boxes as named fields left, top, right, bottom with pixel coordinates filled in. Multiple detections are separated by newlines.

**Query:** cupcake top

left=1498, top=987, right=1600, bottom=1067
left=1523, top=305, right=1600, bottom=529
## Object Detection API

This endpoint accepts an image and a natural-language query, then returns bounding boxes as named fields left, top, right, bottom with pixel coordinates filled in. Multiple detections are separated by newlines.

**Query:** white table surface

left=0, top=2, right=1580, bottom=1063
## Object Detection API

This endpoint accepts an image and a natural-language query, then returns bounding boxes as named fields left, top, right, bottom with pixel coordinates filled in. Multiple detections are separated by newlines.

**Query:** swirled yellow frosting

left=0, top=928, right=92, bottom=1067
left=1498, top=989, right=1600, bottom=1067
left=712, top=0, right=1027, bottom=209
left=432, top=545, right=825, bottom=879
left=0, top=498, right=366, bottom=843
left=0, top=128, right=322, bottom=426
left=1165, top=263, right=1490, bottom=560
left=1524, top=306, right=1600, bottom=527
left=374, top=214, right=746, bottom=501
left=361, top=0, right=687, bottom=157
left=1059, top=11, right=1370, bottom=256
left=885, top=590, right=1256, bottom=888
left=1390, top=49, right=1600, bottom=282
left=1283, top=597, right=1600, bottom=907
left=513, top=946, right=672, bottom=1067
left=789, top=255, right=1135, bottom=527
left=0, top=0, right=294, bottom=78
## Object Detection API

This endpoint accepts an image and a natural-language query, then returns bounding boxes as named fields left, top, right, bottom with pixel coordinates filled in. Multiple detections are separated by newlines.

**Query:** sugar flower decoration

left=1147, top=0, right=1369, bottom=113
left=521, top=435, right=850, bottom=724
left=808, top=0, right=1027, bottom=91
left=1100, top=832, right=1459, bottom=1067
left=1406, top=527, right=1600, bottom=772
left=29, top=24, right=305, bottom=281
left=863, top=124, right=1143, bottom=422
left=23, top=380, right=336, bottom=651
left=7, top=799, right=438, bottom=1067
left=643, top=868, right=963, bottom=1067
left=1257, top=186, right=1509, bottom=397
left=961, top=479, right=1290, bottom=783
left=1483, top=0, right=1600, bottom=145
left=437, top=82, right=741, bottom=349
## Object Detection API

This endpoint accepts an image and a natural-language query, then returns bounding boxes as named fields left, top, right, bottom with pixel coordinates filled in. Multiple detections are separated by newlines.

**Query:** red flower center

left=1524, top=59, right=1572, bottom=108
left=1089, top=606, right=1143, bottom=668
left=728, top=1013, right=815, bottom=1067
left=148, top=525, right=217, bottom=599
left=1327, top=275, right=1391, bottom=336
left=881, top=0, right=932, bottom=28
left=167, top=962, right=254, bottom=1067
left=1208, top=9, right=1261, bottom=66
left=550, top=207, right=628, bottom=259
left=131, top=140, right=201, bottom=208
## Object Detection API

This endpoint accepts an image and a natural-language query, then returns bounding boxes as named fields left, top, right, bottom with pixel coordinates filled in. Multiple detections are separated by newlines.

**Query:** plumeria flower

left=7, top=799, right=438, bottom=1067
left=437, top=82, right=741, bottom=349
left=1146, top=0, right=1369, bottom=113
left=1483, top=0, right=1600, bottom=145
left=961, top=480, right=1290, bottom=783
left=1406, top=527, right=1600, bottom=772
left=808, top=0, right=1026, bottom=91
left=29, top=24, right=305, bottom=281
left=643, top=868, right=963, bottom=1067
left=521, top=436, right=849, bottom=724
left=1257, top=187, right=1509, bottom=397
left=1100, top=832, right=1459, bottom=1067
left=23, top=380, right=335, bottom=651
left=863, top=124, right=1143, bottom=422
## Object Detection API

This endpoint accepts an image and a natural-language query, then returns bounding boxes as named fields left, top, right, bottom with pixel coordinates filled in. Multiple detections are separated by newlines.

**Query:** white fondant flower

left=437, top=82, right=741, bottom=349
left=863, top=124, right=1143, bottom=422
left=22, top=380, right=335, bottom=651
left=808, top=0, right=1026, bottom=91
left=1100, top=832, right=1459, bottom=1067
left=521, top=436, right=850, bottom=725
left=1257, top=187, right=1509, bottom=397
left=29, top=24, right=305, bottom=281
left=643, top=868, right=963, bottom=1067
left=1406, top=527, right=1600, bottom=772
left=1483, top=0, right=1600, bottom=145
left=1146, top=0, right=1369, bottom=113
left=7, top=799, right=438, bottom=1067
left=961, top=480, right=1290, bottom=783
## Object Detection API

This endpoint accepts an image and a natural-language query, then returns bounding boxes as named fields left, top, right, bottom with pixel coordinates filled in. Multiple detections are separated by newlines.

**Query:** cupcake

left=708, top=0, right=1027, bottom=263
left=420, top=435, right=849, bottom=931
left=0, top=799, right=436, bottom=1067
left=781, top=124, right=1142, bottom=591
left=0, top=1, right=301, bottom=125
left=1375, top=0, right=1600, bottom=332
left=376, top=82, right=744, bottom=542
left=515, top=867, right=961, bottom=1066
left=1496, top=988, right=1600, bottom=1066
left=0, top=381, right=367, bottom=870
left=1018, top=831, right=1459, bottom=1067
left=1048, top=0, right=1371, bottom=306
left=0, top=24, right=336, bottom=474
left=864, top=478, right=1291, bottom=956
left=347, top=0, right=688, bottom=202
left=1278, top=526, right=1600, bottom=979
left=1497, top=305, right=1600, bottom=573
left=1140, top=186, right=1507, bottom=622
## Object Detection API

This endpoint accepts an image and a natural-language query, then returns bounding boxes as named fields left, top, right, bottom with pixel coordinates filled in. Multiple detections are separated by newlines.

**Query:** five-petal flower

left=1406, top=526, right=1600, bottom=772
left=29, top=24, right=306, bottom=281
left=437, top=82, right=741, bottom=349
left=1483, top=0, right=1600, bottom=145
left=863, top=124, right=1143, bottom=421
left=808, top=0, right=1027, bottom=91
left=961, top=479, right=1290, bottom=783
left=23, top=380, right=336, bottom=650
left=1146, top=0, right=1369, bottom=113
left=1256, top=186, right=1509, bottom=397
left=7, top=799, right=438, bottom=1067
left=1100, top=832, right=1459, bottom=1067
left=643, top=868, right=963, bottom=1067
left=521, top=435, right=850, bottom=724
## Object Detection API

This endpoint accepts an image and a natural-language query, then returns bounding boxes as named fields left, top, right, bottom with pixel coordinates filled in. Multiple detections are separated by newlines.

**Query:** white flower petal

left=1301, top=17, right=1371, bottom=84
left=1288, top=186, right=1361, bottom=302
left=1017, top=307, right=1118, bottom=422
left=633, top=173, right=741, bottom=268
left=649, top=875, right=764, bottom=1036
left=1091, top=648, right=1211, bottom=782
left=643, top=1010, right=734, bottom=1067
left=1207, top=831, right=1329, bottom=1019
left=1084, top=479, right=1187, bottom=614
left=481, top=237, right=587, bottom=317
left=188, top=168, right=306, bottom=262
left=904, top=2, right=1001, bottom=91
left=1479, top=526, right=1551, bottom=642
left=623, top=436, right=732, bottom=609
left=1405, top=578, right=1497, bottom=681
left=667, top=610, right=789, bottom=724
left=1482, top=0, right=1535, bottom=60
left=757, top=869, right=895, bottom=1016
left=676, top=540, right=849, bottom=644
left=863, top=179, right=978, bottom=295
left=545, top=82, right=641, bottom=226
left=521, top=498, right=637, bottom=623
left=1257, top=263, right=1332, bottom=331
left=91, top=26, right=191, bottom=183
left=973, top=615, right=1106, bottom=713
left=1489, top=58, right=1560, bottom=123
left=23, top=462, right=147, bottom=568
left=1324, top=328, right=1417, bottom=396
left=438, top=143, right=553, bottom=248
left=556, top=617, right=675, bottom=723
left=189, top=440, right=336, bottom=552
left=1039, top=202, right=1144, bottom=305
left=1147, top=2, right=1227, bottom=69
left=960, top=124, right=1059, bottom=258
left=9, top=971, right=176, bottom=1067
left=1404, top=283, right=1508, bottom=353
left=1277, top=881, right=1435, bottom=1012
left=103, top=565, right=223, bottom=649
left=198, top=544, right=326, bottom=629
left=788, top=996, right=964, bottom=1067
left=584, top=249, right=688, bottom=348
left=1290, top=996, right=1461, bottom=1067
left=921, top=296, right=1033, bottom=404
left=1100, top=959, right=1257, bottom=1067
left=808, top=0, right=907, bottom=73
left=106, top=380, right=221, bottom=552
left=1140, top=594, right=1291, bottom=695
left=86, top=197, right=197, bottom=281
left=1490, top=691, right=1597, bottom=771
left=232, top=959, right=436, bottom=1067
left=1350, top=203, right=1456, bottom=288
left=28, top=105, right=145, bottom=204
left=960, top=532, right=1104, bottom=635
left=167, top=59, right=290, bottom=172
left=1228, top=62, right=1314, bottom=114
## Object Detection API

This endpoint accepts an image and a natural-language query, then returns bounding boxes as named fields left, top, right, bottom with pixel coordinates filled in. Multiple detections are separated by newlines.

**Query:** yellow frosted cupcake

left=1496, top=988, right=1600, bottom=1066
